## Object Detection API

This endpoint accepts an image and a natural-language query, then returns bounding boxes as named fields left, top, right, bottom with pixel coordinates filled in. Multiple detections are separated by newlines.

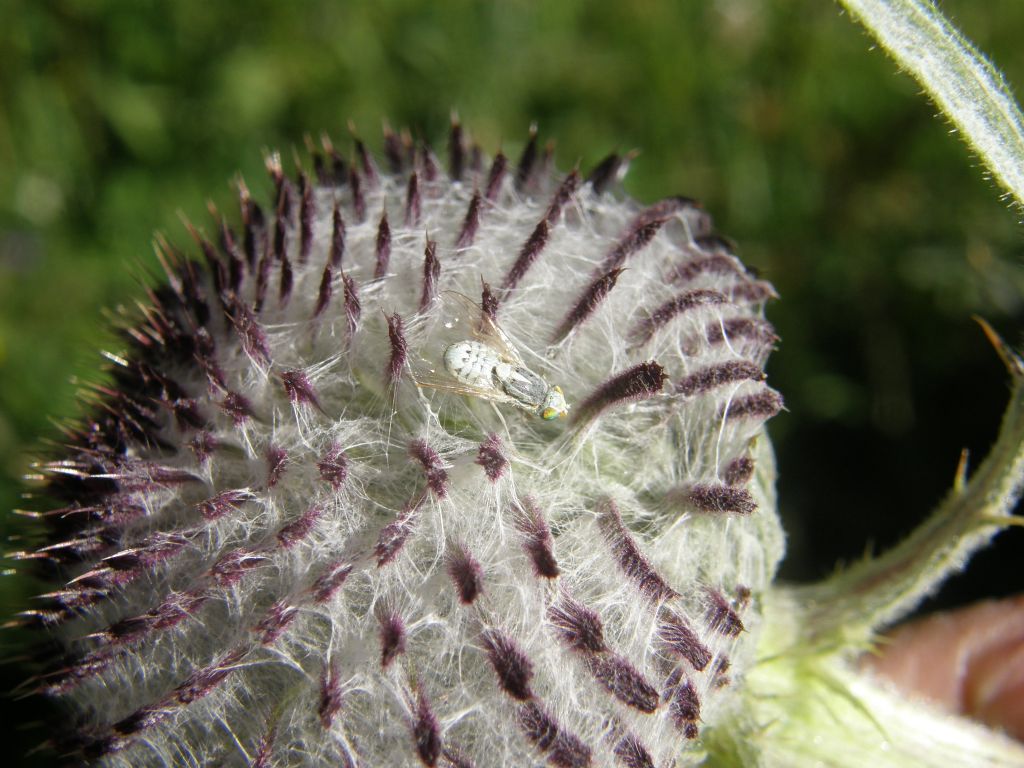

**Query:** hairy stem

left=838, top=0, right=1024, bottom=211
left=777, top=320, right=1024, bottom=650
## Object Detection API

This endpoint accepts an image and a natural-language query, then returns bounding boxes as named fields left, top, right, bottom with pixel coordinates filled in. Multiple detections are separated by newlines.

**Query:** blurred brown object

left=865, top=595, right=1024, bottom=741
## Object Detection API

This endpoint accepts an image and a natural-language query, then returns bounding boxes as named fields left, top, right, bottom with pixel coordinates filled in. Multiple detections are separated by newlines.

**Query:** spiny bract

left=18, top=122, right=784, bottom=767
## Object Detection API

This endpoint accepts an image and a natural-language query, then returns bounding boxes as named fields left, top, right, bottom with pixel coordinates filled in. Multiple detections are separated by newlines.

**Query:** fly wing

left=412, top=367, right=518, bottom=406
left=439, top=291, right=526, bottom=366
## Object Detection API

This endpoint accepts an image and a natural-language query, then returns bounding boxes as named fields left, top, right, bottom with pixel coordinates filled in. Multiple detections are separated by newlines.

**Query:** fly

left=414, top=292, right=569, bottom=420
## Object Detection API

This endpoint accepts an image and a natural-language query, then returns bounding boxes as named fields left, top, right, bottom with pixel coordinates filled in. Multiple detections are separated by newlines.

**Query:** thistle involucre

left=22, top=123, right=784, bottom=766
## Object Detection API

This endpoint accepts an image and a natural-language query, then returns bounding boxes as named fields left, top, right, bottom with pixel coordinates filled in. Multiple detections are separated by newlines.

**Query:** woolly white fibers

left=20, top=123, right=783, bottom=767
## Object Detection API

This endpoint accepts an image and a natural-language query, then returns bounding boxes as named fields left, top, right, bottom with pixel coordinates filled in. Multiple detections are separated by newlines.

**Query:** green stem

left=838, top=0, right=1024, bottom=211
left=780, top=321, right=1024, bottom=650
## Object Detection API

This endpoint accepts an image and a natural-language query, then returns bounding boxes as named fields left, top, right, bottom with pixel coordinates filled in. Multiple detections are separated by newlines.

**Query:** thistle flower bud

left=17, top=121, right=786, bottom=766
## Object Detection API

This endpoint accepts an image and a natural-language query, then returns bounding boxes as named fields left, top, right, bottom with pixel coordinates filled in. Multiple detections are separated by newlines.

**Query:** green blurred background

left=2, top=0, right=1023, bottom=761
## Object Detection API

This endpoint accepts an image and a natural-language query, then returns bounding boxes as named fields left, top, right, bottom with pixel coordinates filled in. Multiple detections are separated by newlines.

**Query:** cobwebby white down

left=39, top=131, right=784, bottom=767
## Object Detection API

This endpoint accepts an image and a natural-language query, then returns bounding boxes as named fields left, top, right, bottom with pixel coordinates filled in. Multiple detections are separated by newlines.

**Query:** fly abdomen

left=444, top=341, right=502, bottom=389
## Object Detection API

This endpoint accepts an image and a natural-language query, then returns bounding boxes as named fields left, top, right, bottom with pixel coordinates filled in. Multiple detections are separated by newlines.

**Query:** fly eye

left=542, top=408, right=558, bottom=421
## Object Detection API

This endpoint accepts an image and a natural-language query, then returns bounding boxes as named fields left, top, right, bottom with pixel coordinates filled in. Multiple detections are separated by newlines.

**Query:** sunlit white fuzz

left=20, top=123, right=786, bottom=766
